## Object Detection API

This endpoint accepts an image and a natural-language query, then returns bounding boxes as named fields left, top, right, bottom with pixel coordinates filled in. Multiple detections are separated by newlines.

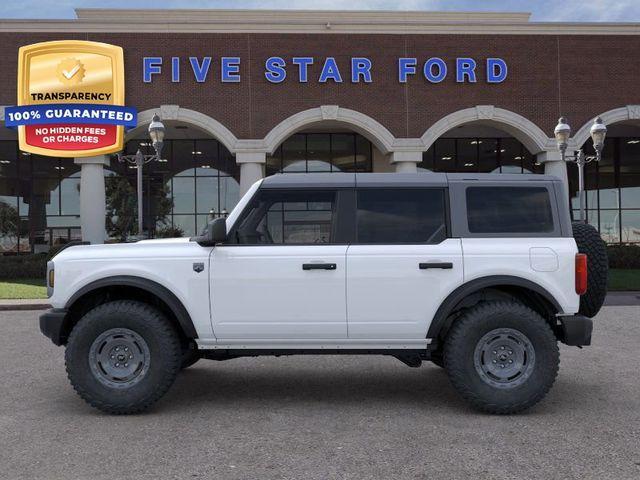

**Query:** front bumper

left=39, top=308, right=68, bottom=346
left=558, top=314, right=593, bottom=346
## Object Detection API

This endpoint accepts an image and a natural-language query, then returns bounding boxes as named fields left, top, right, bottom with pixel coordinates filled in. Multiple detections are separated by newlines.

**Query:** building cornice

left=0, top=9, right=638, bottom=35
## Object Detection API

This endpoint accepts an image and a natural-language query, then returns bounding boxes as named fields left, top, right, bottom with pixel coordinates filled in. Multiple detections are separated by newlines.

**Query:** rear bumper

left=558, top=314, right=593, bottom=346
left=39, top=308, right=68, bottom=346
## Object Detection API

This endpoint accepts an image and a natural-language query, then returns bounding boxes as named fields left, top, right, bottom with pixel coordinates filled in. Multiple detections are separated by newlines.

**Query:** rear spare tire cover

left=572, top=222, right=608, bottom=317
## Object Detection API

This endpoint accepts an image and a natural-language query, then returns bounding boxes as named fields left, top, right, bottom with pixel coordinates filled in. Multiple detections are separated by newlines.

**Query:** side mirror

left=210, top=217, right=227, bottom=244
left=193, top=217, right=227, bottom=246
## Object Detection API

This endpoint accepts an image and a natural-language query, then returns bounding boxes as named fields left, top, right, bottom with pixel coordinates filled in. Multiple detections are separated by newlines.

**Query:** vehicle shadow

left=160, top=358, right=469, bottom=413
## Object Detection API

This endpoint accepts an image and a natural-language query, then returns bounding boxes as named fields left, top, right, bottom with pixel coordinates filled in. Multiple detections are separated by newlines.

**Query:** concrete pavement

left=0, top=307, right=639, bottom=479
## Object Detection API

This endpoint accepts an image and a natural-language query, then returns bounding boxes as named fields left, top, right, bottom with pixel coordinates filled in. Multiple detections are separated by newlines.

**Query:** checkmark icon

left=62, top=64, right=80, bottom=79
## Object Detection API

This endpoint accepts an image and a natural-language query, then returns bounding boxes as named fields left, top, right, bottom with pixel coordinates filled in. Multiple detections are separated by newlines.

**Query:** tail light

left=575, top=253, right=588, bottom=295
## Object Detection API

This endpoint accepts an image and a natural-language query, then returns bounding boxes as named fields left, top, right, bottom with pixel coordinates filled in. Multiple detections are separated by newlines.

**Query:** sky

left=0, top=0, right=639, bottom=22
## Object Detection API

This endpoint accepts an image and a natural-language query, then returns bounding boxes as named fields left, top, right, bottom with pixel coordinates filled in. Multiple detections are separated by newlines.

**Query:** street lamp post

left=554, top=116, right=607, bottom=223
left=117, top=114, right=166, bottom=237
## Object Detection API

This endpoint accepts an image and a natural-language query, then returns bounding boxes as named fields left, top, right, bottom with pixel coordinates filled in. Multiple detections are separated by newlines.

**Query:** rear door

left=210, top=188, right=349, bottom=339
left=346, top=187, right=463, bottom=339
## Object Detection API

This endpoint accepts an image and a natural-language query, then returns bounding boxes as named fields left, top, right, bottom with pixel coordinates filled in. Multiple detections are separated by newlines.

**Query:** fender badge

left=193, top=262, right=205, bottom=273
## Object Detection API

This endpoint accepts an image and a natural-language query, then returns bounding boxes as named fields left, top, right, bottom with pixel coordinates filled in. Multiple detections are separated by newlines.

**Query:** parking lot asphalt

left=1, top=308, right=639, bottom=480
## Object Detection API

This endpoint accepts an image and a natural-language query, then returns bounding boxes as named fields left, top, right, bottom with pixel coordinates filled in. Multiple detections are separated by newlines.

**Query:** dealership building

left=0, top=8, right=640, bottom=252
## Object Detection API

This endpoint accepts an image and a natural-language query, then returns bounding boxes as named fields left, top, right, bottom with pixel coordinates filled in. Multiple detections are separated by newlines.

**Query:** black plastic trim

left=39, top=308, right=68, bottom=346
left=558, top=315, right=593, bottom=346
left=65, top=276, right=198, bottom=339
left=426, top=275, right=563, bottom=340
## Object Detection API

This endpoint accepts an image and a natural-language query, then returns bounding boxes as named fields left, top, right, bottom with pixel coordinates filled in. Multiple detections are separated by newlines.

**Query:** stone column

left=237, top=152, right=266, bottom=196
left=537, top=151, right=568, bottom=190
left=390, top=151, right=422, bottom=173
left=74, top=155, right=109, bottom=244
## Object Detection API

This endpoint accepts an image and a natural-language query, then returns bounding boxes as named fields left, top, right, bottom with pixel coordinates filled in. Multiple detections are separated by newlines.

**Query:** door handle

left=302, top=263, right=337, bottom=271
left=419, top=262, right=453, bottom=269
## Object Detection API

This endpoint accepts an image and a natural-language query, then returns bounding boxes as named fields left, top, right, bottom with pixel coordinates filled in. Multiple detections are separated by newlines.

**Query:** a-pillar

left=390, top=151, right=421, bottom=173
left=237, top=152, right=266, bottom=196
left=74, top=155, right=109, bottom=244
left=537, top=151, right=569, bottom=192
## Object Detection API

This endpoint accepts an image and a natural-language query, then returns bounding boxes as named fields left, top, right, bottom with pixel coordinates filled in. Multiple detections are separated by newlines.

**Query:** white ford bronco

left=40, top=173, right=608, bottom=414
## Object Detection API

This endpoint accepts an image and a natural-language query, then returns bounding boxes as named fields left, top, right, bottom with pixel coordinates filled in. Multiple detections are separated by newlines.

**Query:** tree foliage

left=0, top=201, right=20, bottom=239
left=105, top=176, right=173, bottom=241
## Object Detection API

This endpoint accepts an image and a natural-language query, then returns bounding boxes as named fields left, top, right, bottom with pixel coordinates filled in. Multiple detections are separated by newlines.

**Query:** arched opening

left=263, top=106, right=396, bottom=175
left=265, top=124, right=379, bottom=176
left=116, top=120, right=240, bottom=239
left=0, top=125, right=83, bottom=254
left=568, top=120, right=640, bottom=244
left=418, top=123, right=543, bottom=175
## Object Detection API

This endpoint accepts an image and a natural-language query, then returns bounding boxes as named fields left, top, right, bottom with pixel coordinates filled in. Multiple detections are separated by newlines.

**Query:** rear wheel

left=65, top=300, right=182, bottom=414
left=430, top=351, right=444, bottom=368
left=443, top=301, right=559, bottom=414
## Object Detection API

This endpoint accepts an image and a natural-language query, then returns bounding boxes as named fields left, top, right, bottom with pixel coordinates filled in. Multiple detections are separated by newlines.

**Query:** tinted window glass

left=356, top=189, right=446, bottom=244
left=466, top=187, right=554, bottom=233
left=236, top=190, right=335, bottom=244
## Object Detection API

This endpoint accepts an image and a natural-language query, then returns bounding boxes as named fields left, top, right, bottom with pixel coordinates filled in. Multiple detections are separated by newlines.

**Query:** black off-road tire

left=181, top=341, right=201, bottom=369
left=572, top=222, right=608, bottom=318
left=430, top=351, right=444, bottom=368
left=443, top=301, right=559, bottom=414
left=65, top=300, right=182, bottom=414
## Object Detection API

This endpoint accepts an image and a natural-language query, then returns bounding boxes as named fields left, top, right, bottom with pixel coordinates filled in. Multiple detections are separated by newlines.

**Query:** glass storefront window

left=269, top=132, right=373, bottom=174
left=567, top=136, right=640, bottom=244
left=172, top=177, right=196, bottom=214
left=355, top=134, right=373, bottom=172
left=434, top=138, right=456, bottom=171
left=196, top=176, right=219, bottom=214
left=307, top=134, right=331, bottom=172
left=282, top=134, right=306, bottom=173
left=172, top=214, right=196, bottom=237
left=478, top=138, right=499, bottom=173
left=599, top=210, right=621, bottom=244
left=456, top=138, right=478, bottom=171
left=621, top=210, right=640, bottom=243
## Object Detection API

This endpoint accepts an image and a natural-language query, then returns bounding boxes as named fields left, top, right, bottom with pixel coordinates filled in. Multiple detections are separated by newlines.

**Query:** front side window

left=356, top=188, right=447, bottom=244
left=466, top=186, right=554, bottom=234
left=235, top=190, right=336, bottom=244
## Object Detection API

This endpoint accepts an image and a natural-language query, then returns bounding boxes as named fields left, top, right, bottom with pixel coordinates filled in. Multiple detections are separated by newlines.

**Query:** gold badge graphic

left=15, top=40, right=126, bottom=157
left=56, top=58, right=85, bottom=86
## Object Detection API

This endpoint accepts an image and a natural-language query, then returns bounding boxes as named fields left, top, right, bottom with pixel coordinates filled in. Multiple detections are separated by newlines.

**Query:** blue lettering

left=424, top=58, right=447, bottom=83
left=143, top=57, right=162, bottom=83
left=319, top=57, right=342, bottom=83
left=265, top=56, right=287, bottom=83
left=171, top=57, right=180, bottom=83
left=221, top=57, right=240, bottom=83
left=292, top=57, right=314, bottom=82
left=189, top=57, right=211, bottom=83
left=456, top=58, right=476, bottom=83
left=487, top=58, right=508, bottom=83
left=351, top=57, right=372, bottom=83
left=398, top=58, right=417, bottom=83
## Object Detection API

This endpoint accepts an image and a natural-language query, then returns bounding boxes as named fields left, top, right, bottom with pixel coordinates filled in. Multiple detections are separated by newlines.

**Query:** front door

left=210, top=188, right=348, bottom=339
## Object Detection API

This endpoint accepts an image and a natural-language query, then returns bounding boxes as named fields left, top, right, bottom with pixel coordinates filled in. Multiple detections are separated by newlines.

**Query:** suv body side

left=207, top=173, right=579, bottom=344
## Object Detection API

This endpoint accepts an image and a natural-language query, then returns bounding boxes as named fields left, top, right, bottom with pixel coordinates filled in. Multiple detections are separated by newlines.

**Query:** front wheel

left=65, top=300, right=182, bottom=414
left=443, top=301, right=559, bottom=414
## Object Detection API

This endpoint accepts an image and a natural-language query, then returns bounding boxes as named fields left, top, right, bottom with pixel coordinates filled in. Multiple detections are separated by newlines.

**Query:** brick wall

left=0, top=32, right=638, bottom=140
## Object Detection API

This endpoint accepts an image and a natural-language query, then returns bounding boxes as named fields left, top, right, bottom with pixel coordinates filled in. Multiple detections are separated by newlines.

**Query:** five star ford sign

left=4, top=40, right=137, bottom=157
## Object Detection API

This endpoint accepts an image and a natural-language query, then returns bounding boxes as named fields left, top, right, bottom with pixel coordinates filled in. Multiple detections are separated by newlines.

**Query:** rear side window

left=466, top=186, right=554, bottom=234
left=356, top=188, right=447, bottom=244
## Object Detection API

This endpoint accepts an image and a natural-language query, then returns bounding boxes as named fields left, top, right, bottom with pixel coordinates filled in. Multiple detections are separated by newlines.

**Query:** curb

left=0, top=302, right=51, bottom=311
